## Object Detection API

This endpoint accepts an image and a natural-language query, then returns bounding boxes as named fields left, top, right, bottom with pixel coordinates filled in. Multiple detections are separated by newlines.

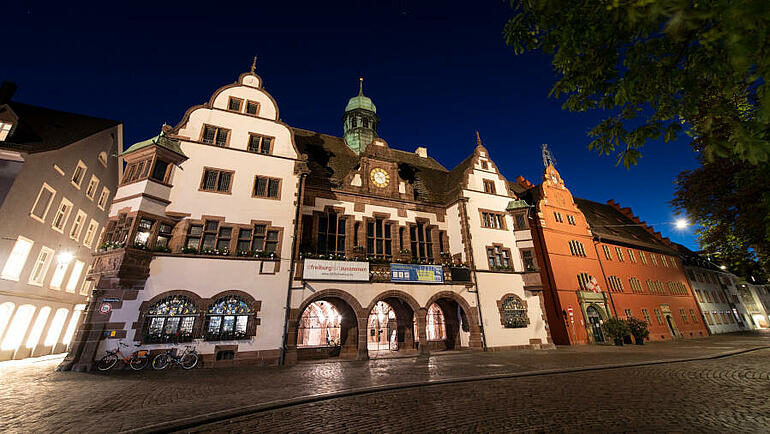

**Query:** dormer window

left=483, top=179, right=496, bottom=194
left=245, top=100, right=260, bottom=115
left=0, top=121, right=12, bottom=141
left=228, top=97, right=243, bottom=112
left=201, top=125, right=230, bottom=147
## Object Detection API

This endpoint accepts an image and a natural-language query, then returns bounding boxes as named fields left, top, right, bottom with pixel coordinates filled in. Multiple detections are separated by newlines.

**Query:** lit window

left=85, top=175, right=99, bottom=200
left=143, top=295, right=199, bottom=343
left=69, top=210, right=87, bottom=241
left=44, top=308, right=69, bottom=346
left=500, top=295, right=528, bottom=328
left=62, top=309, right=82, bottom=346
left=0, top=304, right=36, bottom=351
left=83, top=219, right=99, bottom=248
left=0, top=121, right=13, bottom=140
left=1, top=236, right=34, bottom=281
left=71, top=160, right=87, bottom=189
left=80, top=267, right=94, bottom=296
left=624, top=308, right=632, bottom=318
left=25, top=307, right=51, bottom=349
left=50, top=260, right=69, bottom=290
left=97, top=187, right=110, bottom=210
left=30, top=183, right=56, bottom=223
left=28, top=246, right=55, bottom=286
left=0, top=302, right=16, bottom=345
left=51, top=198, right=73, bottom=232
left=65, top=260, right=85, bottom=293
left=205, top=295, right=254, bottom=341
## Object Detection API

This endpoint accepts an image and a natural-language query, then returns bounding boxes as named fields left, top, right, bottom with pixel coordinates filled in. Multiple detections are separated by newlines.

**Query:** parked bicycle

left=151, top=345, right=199, bottom=370
left=96, top=342, right=150, bottom=371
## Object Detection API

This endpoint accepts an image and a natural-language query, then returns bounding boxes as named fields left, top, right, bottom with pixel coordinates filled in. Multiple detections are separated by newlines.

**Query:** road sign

left=98, top=303, right=112, bottom=314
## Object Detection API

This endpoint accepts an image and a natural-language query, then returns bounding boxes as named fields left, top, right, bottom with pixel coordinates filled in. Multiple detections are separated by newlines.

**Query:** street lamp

left=57, top=251, right=74, bottom=265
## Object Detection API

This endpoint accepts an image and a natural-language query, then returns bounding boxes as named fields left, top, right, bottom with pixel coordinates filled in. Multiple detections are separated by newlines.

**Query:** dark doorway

left=665, top=315, right=678, bottom=337
left=586, top=306, right=604, bottom=343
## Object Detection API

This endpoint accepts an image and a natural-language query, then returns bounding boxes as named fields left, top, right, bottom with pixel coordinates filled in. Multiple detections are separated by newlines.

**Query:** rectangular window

left=237, top=228, right=252, bottom=252
left=253, top=176, right=280, bottom=198
left=522, top=250, right=536, bottom=271
left=80, top=268, right=94, bottom=296
left=216, top=226, right=232, bottom=252
left=680, top=308, right=688, bottom=324
left=71, top=160, right=87, bottom=188
left=0, top=121, right=12, bottom=140
left=615, top=247, right=624, bottom=262
left=133, top=218, right=154, bottom=246
left=661, top=256, right=669, bottom=267
left=577, top=272, right=594, bottom=291
left=200, top=168, right=233, bottom=193
left=1, top=236, right=34, bottom=281
left=318, top=213, right=346, bottom=255
left=641, top=308, right=651, bottom=324
left=650, top=254, right=658, bottom=266
left=247, top=134, right=273, bottom=155
left=186, top=224, right=203, bottom=250
left=514, top=214, right=527, bottom=230
left=97, top=187, right=110, bottom=210
left=566, top=215, right=576, bottom=225
left=49, top=260, right=69, bottom=290
left=653, top=308, right=664, bottom=325
left=201, top=125, right=230, bottom=147
left=608, top=276, right=623, bottom=292
left=69, top=210, right=87, bottom=241
left=410, top=223, right=434, bottom=262
left=65, top=260, right=85, bottom=293
left=482, top=179, right=496, bottom=194
left=639, top=251, right=647, bottom=264
left=155, top=223, right=173, bottom=248
left=367, top=218, right=392, bottom=259
left=30, top=183, right=56, bottom=222
left=553, top=211, right=564, bottom=223
left=624, top=308, right=632, bottom=319
left=51, top=198, right=73, bottom=233
left=486, top=246, right=511, bottom=269
left=481, top=211, right=506, bottom=229
left=602, top=245, right=612, bottom=260
left=83, top=219, right=99, bottom=248
left=201, top=220, right=219, bottom=250
left=568, top=240, right=587, bottom=257
left=253, top=226, right=280, bottom=253
left=628, top=249, right=636, bottom=263
left=151, top=160, right=170, bottom=182
left=29, top=246, right=55, bottom=286
left=246, top=100, right=260, bottom=115
left=85, top=175, right=99, bottom=200
left=228, top=97, right=243, bottom=112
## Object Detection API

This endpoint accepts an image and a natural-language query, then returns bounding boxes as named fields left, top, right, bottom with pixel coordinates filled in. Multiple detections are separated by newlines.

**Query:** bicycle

left=96, top=342, right=150, bottom=371
left=151, top=345, right=199, bottom=370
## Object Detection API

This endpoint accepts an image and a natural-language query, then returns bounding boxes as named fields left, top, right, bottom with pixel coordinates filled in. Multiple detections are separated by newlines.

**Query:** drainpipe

left=280, top=172, right=306, bottom=365
left=459, top=198, right=487, bottom=351
left=592, top=237, right=618, bottom=317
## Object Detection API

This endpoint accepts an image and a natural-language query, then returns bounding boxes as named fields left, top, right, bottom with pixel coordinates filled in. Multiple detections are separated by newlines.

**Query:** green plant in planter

left=601, top=317, right=630, bottom=346
left=626, top=316, right=649, bottom=345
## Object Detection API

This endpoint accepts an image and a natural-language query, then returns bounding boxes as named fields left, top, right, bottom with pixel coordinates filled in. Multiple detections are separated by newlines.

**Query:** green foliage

left=503, top=0, right=770, bottom=167
left=626, top=316, right=650, bottom=340
left=601, top=317, right=630, bottom=341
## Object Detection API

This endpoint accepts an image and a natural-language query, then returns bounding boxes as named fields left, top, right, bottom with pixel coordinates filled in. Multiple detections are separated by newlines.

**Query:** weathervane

left=250, top=56, right=257, bottom=74
left=542, top=143, right=556, bottom=168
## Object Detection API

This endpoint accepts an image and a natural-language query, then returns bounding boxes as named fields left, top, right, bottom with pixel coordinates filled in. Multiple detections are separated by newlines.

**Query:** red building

left=512, top=164, right=709, bottom=345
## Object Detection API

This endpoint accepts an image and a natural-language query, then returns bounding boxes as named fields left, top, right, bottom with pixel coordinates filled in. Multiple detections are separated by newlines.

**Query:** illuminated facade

left=0, top=82, right=121, bottom=361
left=61, top=67, right=550, bottom=370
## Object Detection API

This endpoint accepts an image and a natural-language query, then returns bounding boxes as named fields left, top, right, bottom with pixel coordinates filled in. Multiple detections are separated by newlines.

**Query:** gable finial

left=250, top=56, right=257, bottom=74
left=542, top=143, right=556, bottom=168
left=359, top=77, right=364, bottom=95
left=476, top=130, right=482, bottom=146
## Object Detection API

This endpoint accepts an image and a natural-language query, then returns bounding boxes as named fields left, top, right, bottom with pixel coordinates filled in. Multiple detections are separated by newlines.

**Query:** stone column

left=416, top=307, right=430, bottom=356
left=356, top=314, right=369, bottom=361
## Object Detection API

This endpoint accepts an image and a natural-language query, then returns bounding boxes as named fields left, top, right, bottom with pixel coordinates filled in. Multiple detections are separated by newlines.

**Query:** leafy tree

left=503, top=0, right=770, bottom=167
left=504, top=0, right=770, bottom=279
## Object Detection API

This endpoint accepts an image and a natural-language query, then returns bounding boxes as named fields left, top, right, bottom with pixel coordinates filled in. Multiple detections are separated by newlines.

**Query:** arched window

left=500, top=296, right=528, bottom=328
left=426, top=303, right=446, bottom=340
left=144, top=295, right=199, bottom=343
left=205, top=295, right=254, bottom=341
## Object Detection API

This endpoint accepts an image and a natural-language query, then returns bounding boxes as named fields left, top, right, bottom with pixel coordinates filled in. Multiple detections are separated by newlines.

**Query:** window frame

left=410, top=222, right=434, bottom=262
left=1, top=236, right=34, bottom=281
left=199, top=167, right=234, bottom=194
left=65, top=260, right=85, bottom=293
left=71, top=160, right=87, bottom=189
left=227, top=96, right=243, bottom=112
left=486, top=244, right=512, bottom=270
left=482, top=179, right=496, bottom=194
left=69, top=209, right=88, bottom=241
left=28, top=246, right=55, bottom=286
left=97, top=187, right=110, bottom=211
left=252, top=175, right=281, bottom=199
left=30, top=183, right=56, bottom=223
left=480, top=210, right=507, bottom=230
left=247, top=133, right=274, bottom=155
left=85, top=175, right=100, bottom=200
left=366, top=217, right=392, bottom=259
left=51, top=198, right=74, bottom=233
left=317, top=212, right=347, bottom=256
left=200, top=124, right=231, bottom=147
left=245, top=100, right=261, bottom=116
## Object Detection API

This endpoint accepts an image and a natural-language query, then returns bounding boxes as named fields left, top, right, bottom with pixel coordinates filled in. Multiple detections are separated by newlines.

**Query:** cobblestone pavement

left=0, top=332, right=768, bottom=433
left=190, top=349, right=770, bottom=433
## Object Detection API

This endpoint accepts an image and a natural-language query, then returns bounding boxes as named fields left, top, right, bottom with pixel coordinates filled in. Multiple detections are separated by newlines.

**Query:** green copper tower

left=343, top=78, right=378, bottom=155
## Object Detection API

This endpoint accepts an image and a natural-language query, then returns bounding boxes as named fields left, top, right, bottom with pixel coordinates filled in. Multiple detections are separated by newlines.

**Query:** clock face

left=370, top=168, right=390, bottom=188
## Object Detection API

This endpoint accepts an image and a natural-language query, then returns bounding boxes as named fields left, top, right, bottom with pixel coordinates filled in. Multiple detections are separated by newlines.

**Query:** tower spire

left=250, top=56, right=257, bottom=74
left=358, top=77, right=364, bottom=95
left=476, top=130, right=482, bottom=147
left=542, top=143, right=556, bottom=168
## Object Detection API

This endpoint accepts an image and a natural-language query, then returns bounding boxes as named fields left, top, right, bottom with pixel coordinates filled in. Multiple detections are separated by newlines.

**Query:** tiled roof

left=0, top=102, right=119, bottom=153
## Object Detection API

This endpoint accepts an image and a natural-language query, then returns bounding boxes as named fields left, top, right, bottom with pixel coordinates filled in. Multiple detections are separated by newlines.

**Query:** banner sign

left=303, top=259, right=369, bottom=281
left=390, top=264, right=444, bottom=284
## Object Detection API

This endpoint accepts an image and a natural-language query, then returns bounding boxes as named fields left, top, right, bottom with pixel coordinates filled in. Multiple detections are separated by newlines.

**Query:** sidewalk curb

left=125, top=345, right=770, bottom=434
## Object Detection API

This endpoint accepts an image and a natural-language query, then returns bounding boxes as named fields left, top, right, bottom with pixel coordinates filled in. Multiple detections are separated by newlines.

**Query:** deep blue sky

left=2, top=1, right=700, bottom=248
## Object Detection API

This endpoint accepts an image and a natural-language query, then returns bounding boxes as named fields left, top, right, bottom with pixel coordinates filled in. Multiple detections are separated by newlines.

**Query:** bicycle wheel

left=152, top=353, right=170, bottom=370
left=180, top=352, right=198, bottom=370
left=96, top=354, right=118, bottom=371
left=129, top=355, right=149, bottom=371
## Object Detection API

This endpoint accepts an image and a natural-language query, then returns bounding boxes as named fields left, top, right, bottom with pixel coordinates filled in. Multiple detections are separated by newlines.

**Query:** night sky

left=2, top=1, right=700, bottom=249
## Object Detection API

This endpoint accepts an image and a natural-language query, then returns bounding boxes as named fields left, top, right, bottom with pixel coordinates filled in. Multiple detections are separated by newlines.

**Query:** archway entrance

left=296, top=298, right=358, bottom=360
left=425, top=298, right=471, bottom=352
left=585, top=305, right=604, bottom=343
left=367, top=297, right=416, bottom=358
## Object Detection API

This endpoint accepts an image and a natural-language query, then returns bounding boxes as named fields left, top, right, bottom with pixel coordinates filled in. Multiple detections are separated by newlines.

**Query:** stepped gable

left=0, top=102, right=119, bottom=153
left=574, top=198, right=677, bottom=254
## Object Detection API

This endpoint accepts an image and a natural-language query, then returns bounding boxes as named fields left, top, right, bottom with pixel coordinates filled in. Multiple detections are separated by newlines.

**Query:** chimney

left=0, top=81, right=17, bottom=104
left=415, top=146, right=427, bottom=158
